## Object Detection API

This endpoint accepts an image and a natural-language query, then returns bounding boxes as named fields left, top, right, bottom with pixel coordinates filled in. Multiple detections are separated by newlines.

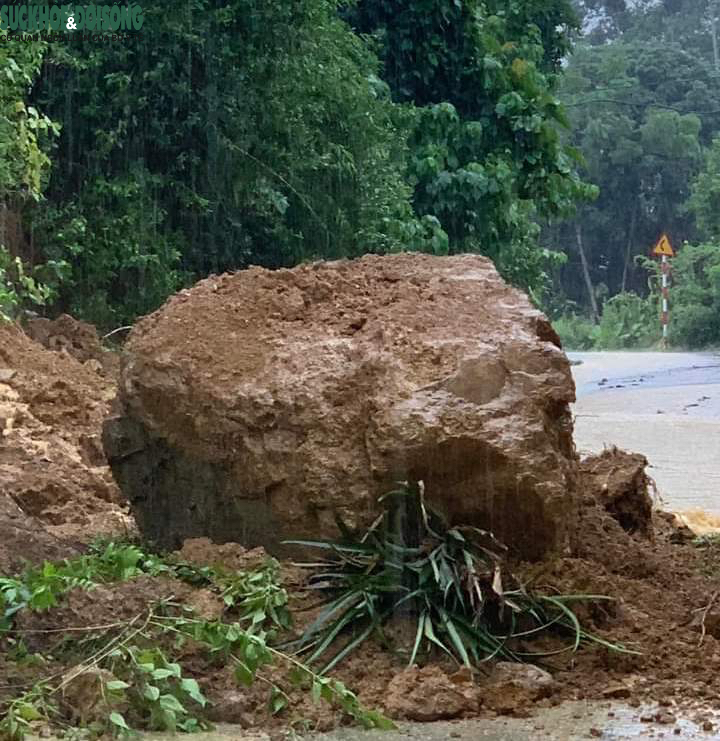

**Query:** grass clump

left=286, top=482, right=638, bottom=671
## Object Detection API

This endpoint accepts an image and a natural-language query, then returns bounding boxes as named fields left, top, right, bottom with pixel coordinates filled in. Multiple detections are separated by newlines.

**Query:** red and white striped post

left=661, top=255, right=669, bottom=347
left=652, top=234, right=674, bottom=349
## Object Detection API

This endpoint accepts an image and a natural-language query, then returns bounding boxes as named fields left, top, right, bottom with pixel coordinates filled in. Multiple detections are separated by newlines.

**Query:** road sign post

left=652, top=234, right=674, bottom=348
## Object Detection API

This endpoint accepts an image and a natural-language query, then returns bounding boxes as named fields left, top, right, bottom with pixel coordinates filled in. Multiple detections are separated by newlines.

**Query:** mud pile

left=104, top=253, right=578, bottom=560
left=0, top=321, right=132, bottom=572
left=22, top=313, right=115, bottom=373
left=4, top=443, right=720, bottom=734
left=579, top=446, right=654, bottom=536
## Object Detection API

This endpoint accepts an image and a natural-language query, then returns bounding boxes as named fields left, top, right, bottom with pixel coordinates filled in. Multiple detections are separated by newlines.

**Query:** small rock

left=483, top=662, right=555, bottom=715
left=702, top=720, right=714, bottom=732
left=589, top=728, right=603, bottom=738
left=0, top=368, right=16, bottom=383
left=655, top=710, right=677, bottom=725
left=385, top=666, right=481, bottom=721
left=61, top=666, right=126, bottom=724
left=602, top=683, right=632, bottom=699
left=206, top=690, right=254, bottom=725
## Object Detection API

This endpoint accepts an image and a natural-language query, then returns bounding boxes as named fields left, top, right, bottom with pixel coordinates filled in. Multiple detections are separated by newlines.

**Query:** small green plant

left=594, top=292, right=660, bottom=350
left=171, top=558, right=291, bottom=632
left=151, top=610, right=393, bottom=730
left=0, top=540, right=291, bottom=634
left=0, top=542, right=394, bottom=739
left=103, top=645, right=208, bottom=734
left=286, top=482, right=638, bottom=671
left=0, top=685, right=56, bottom=741
left=553, top=313, right=598, bottom=350
left=0, top=248, right=55, bottom=320
left=0, top=542, right=171, bottom=629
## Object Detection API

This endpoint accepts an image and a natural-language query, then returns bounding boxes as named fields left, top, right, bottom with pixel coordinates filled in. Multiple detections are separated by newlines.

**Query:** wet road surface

left=569, top=352, right=720, bottom=516
left=139, top=702, right=720, bottom=740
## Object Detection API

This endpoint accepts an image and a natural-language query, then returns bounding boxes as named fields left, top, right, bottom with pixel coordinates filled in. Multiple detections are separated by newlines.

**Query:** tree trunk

left=575, top=222, right=599, bottom=323
left=621, top=204, right=638, bottom=293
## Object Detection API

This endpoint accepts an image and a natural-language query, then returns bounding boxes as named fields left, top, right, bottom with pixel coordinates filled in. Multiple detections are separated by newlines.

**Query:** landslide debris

left=0, top=320, right=132, bottom=572
left=104, top=253, right=578, bottom=560
left=580, top=446, right=654, bottom=536
left=2, top=448, right=720, bottom=735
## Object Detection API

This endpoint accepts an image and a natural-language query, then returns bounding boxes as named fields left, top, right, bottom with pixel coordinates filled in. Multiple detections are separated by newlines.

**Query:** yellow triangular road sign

left=652, top=234, right=674, bottom=257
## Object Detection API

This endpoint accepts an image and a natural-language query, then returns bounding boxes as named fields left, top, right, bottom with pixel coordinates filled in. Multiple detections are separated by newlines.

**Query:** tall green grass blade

left=409, top=612, right=426, bottom=666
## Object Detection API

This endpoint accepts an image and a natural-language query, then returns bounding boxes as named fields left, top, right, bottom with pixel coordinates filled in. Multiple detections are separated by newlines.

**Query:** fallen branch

left=693, top=591, right=719, bottom=646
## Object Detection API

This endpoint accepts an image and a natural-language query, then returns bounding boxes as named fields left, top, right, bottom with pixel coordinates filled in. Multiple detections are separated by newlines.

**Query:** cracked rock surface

left=104, top=253, right=577, bottom=559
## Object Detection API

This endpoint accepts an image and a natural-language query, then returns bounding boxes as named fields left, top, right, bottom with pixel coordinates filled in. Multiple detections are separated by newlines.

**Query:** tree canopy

left=0, top=0, right=591, bottom=326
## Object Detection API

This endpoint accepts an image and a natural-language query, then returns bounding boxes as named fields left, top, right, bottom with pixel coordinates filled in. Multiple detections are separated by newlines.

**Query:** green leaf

left=234, top=661, right=254, bottom=687
left=17, top=703, right=42, bottom=721
left=443, top=615, right=471, bottom=666
left=151, top=668, right=175, bottom=680
left=159, top=694, right=186, bottom=714
left=144, top=685, right=160, bottom=702
left=361, top=709, right=397, bottom=730
left=269, top=687, right=288, bottom=716
left=105, top=680, right=130, bottom=691
left=180, top=678, right=206, bottom=706
left=409, top=612, right=426, bottom=666
left=109, top=711, right=130, bottom=730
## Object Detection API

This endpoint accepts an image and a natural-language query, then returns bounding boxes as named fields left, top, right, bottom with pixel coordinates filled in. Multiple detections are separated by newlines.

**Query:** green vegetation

left=346, top=0, right=593, bottom=295
left=555, top=242, right=720, bottom=350
left=3, top=1, right=719, bottom=341
left=554, top=291, right=660, bottom=350
left=286, top=483, right=635, bottom=670
left=0, top=34, right=59, bottom=319
left=545, top=1, right=720, bottom=349
left=0, top=541, right=394, bottom=739
left=0, top=0, right=592, bottom=328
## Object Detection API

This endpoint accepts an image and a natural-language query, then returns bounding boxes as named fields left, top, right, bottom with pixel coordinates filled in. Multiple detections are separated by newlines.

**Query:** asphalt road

left=569, top=351, right=720, bottom=518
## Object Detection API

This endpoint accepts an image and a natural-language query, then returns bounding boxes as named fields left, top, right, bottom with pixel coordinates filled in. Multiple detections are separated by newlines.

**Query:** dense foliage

left=546, top=0, right=720, bottom=348
left=28, top=0, right=430, bottom=326
left=0, top=34, right=58, bottom=317
left=348, top=0, right=593, bottom=295
left=0, top=0, right=593, bottom=327
left=3, top=0, right=715, bottom=347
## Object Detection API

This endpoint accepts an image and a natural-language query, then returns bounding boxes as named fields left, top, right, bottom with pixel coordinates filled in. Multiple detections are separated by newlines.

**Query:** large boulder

left=103, top=254, right=578, bottom=559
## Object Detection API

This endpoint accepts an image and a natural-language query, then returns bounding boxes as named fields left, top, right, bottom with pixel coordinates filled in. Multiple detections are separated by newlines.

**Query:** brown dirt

left=4, top=477, right=720, bottom=734
left=174, top=537, right=269, bottom=573
left=22, top=313, right=118, bottom=376
left=2, top=312, right=720, bottom=732
left=579, top=446, right=654, bottom=537
left=0, top=320, right=132, bottom=573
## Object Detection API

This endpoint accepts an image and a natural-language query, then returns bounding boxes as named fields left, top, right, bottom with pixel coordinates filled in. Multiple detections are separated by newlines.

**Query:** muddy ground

left=6, top=454, right=720, bottom=738
left=3, top=325, right=720, bottom=739
left=141, top=700, right=720, bottom=741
